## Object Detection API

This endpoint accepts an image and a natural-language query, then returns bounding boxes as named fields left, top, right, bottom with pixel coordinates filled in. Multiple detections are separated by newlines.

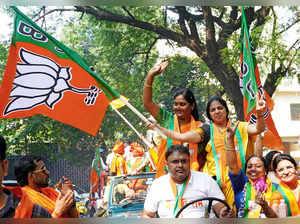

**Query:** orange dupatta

left=155, top=115, right=201, bottom=179
left=274, top=180, right=300, bottom=216
left=2, top=186, right=35, bottom=218
left=21, top=186, right=58, bottom=215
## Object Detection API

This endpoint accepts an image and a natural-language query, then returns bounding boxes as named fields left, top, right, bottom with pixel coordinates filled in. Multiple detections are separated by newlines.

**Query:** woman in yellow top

left=270, top=154, right=300, bottom=216
left=148, top=94, right=266, bottom=209
left=143, top=61, right=208, bottom=179
left=225, top=121, right=277, bottom=218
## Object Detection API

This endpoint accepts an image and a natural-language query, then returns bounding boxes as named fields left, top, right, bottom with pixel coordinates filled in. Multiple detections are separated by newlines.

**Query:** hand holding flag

left=256, top=93, right=266, bottom=117
left=240, top=6, right=285, bottom=150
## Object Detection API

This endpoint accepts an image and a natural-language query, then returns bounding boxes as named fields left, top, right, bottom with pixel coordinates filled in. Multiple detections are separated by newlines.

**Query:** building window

left=290, top=104, right=300, bottom=120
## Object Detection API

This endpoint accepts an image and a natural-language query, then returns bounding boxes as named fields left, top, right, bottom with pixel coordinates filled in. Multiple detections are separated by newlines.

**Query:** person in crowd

left=110, top=141, right=127, bottom=176
left=264, top=150, right=282, bottom=184
left=127, top=142, right=146, bottom=174
left=143, top=61, right=209, bottom=178
left=123, top=141, right=132, bottom=162
left=14, top=156, right=78, bottom=218
left=133, top=136, right=161, bottom=174
left=106, top=149, right=114, bottom=173
left=270, top=154, right=300, bottom=216
left=0, top=135, right=72, bottom=218
left=147, top=94, right=266, bottom=209
left=143, top=144, right=233, bottom=218
left=90, top=147, right=108, bottom=198
left=225, top=122, right=277, bottom=218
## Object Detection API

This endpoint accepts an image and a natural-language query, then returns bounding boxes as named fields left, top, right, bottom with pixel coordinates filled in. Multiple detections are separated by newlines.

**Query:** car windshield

left=111, top=175, right=154, bottom=206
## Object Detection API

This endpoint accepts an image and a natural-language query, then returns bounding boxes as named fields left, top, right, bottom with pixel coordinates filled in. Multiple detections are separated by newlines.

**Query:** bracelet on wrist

left=144, top=83, right=152, bottom=88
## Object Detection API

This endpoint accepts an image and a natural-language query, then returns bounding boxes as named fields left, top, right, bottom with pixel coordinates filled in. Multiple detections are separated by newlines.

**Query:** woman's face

left=275, top=160, right=297, bottom=184
left=246, top=157, right=266, bottom=181
left=209, top=100, right=227, bottom=125
left=173, top=94, right=193, bottom=120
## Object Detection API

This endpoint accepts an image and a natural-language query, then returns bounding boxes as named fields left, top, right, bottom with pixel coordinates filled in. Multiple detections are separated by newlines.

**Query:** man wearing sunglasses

left=0, top=135, right=76, bottom=218
left=14, top=156, right=78, bottom=218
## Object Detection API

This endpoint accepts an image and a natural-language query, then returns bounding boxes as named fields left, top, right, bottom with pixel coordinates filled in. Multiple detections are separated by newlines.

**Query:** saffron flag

left=239, top=7, right=285, bottom=150
left=0, top=7, right=120, bottom=136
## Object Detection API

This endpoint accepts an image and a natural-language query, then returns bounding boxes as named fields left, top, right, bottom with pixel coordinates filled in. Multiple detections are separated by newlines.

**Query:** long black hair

left=206, top=95, right=229, bottom=121
left=174, top=88, right=199, bottom=121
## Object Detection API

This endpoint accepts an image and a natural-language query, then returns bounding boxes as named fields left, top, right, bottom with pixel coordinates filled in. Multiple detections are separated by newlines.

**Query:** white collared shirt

left=144, top=171, right=225, bottom=218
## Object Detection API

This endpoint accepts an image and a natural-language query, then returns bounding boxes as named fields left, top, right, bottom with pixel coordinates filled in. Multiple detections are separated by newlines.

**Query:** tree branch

left=176, top=6, right=190, bottom=36
left=34, top=8, right=75, bottom=22
left=122, top=6, right=135, bottom=20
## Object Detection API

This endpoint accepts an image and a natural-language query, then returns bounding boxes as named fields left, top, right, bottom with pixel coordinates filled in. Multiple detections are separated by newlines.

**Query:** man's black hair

left=14, top=156, right=43, bottom=186
left=165, top=144, right=190, bottom=161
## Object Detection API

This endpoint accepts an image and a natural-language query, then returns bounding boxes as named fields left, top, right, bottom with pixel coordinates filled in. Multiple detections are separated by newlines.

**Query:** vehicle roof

left=109, top=172, right=155, bottom=183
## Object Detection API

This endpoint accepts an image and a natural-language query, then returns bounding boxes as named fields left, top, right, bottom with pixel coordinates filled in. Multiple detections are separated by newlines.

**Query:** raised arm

left=143, top=61, right=168, bottom=119
left=225, top=121, right=240, bottom=175
left=254, top=134, right=263, bottom=156
left=247, top=93, right=266, bottom=136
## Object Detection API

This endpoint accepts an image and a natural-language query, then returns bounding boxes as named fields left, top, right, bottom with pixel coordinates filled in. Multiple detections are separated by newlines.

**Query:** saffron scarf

left=3, top=186, right=34, bottom=218
left=21, top=186, right=58, bottom=214
left=276, top=180, right=300, bottom=216
left=169, top=173, right=191, bottom=217
left=243, top=178, right=275, bottom=218
left=155, top=115, right=201, bottom=178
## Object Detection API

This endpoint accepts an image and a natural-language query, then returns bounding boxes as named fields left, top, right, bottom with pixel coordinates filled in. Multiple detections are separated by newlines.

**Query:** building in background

left=272, top=77, right=300, bottom=163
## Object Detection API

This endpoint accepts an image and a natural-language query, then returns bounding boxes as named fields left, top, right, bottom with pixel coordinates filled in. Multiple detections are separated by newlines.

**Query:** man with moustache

left=14, top=157, right=78, bottom=218
left=143, top=144, right=233, bottom=218
left=0, top=135, right=74, bottom=218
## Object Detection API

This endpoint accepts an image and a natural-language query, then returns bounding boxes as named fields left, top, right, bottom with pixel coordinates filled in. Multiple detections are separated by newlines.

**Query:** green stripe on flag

left=11, top=6, right=120, bottom=101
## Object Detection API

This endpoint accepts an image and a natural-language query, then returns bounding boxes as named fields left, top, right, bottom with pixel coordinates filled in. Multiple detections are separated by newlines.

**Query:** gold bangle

left=144, top=83, right=152, bottom=88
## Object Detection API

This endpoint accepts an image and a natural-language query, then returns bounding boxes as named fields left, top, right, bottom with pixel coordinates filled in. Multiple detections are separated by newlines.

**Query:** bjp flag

left=0, top=7, right=120, bottom=136
left=240, top=7, right=285, bottom=150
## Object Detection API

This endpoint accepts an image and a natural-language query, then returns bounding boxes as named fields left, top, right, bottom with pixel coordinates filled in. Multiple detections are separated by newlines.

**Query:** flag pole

left=118, top=96, right=167, bottom=139
left=111, top=105, right=152, bottom=149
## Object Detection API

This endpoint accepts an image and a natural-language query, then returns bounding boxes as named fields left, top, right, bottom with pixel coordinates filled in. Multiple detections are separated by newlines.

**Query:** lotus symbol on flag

left=4, top=48, right=101, bottom=115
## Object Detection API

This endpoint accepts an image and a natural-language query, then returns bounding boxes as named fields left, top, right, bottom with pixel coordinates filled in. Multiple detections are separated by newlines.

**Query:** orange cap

left=112, top=141, right=124, bottom=154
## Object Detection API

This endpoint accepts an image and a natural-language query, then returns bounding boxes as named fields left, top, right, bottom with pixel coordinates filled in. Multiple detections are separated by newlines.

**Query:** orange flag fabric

left=0, top=7, right=117, bottom=136
left=240, top=7, right=285, bottom=150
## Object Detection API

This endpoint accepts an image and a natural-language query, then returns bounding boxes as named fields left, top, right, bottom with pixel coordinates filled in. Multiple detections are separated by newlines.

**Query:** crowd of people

left=0, top=61, right=299, bottom=219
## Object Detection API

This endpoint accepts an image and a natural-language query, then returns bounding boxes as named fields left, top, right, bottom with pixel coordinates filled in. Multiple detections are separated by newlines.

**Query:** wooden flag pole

left=119, top=95, right=167, bottom=139
left=111, top=105, right=152, bottom=149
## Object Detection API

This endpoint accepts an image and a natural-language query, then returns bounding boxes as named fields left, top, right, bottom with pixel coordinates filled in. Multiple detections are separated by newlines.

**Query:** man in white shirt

left=143, top=144, right=233, bottom=218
